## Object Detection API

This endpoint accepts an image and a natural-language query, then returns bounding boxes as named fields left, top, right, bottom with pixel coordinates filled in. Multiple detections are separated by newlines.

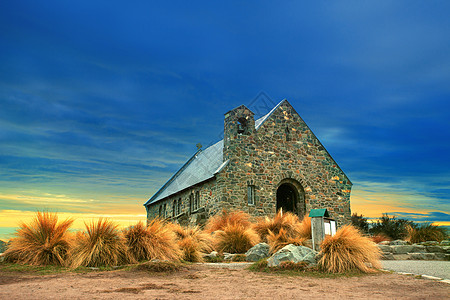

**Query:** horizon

left=1, top=1, right=449, bottom=240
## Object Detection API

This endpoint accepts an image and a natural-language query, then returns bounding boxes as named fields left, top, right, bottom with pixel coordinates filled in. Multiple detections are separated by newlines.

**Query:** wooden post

left=311, top=216, right=325, bottom=251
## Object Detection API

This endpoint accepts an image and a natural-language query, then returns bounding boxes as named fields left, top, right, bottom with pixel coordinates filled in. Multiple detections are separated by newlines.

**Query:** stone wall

left=378, top=240, right=450, bottom=261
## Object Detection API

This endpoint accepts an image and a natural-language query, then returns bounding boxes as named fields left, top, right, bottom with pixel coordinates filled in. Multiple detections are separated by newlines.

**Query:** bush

left=351, top=213, right=369, bottom=234
left=370, top=214, right=415, bottom=240
left=214, top=223, right=260, bottom=254
left=277, top=261, right=309, bottom=271
left=318, top=225, right=381, bottom=273
left=169, top=223, right=213, bottom=262
left=408, top=223, right=448, bottom=243
left=371, top=234, right=392, bottom=244
left=253, top=211, right=307, bottom=242
left=123, top=219, right=181, bottom=263
left=3, top=211, right=73, bottom=266
left=134, top=260, right=185, bottom=273
left=70, top=218, right=131, bottom=268
left=266, top=228, right=305, bottom=254
left=205, top=209, right=252, bottom=233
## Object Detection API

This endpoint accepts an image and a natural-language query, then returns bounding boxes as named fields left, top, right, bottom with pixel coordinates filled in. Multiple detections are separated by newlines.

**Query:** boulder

left=410, top=245, right=427, bottom=253
left=203, top=251, right=219, bottom=259
left=379, top=241, right=391, bottom=245
left=223, top=253, right=235, bottom=261
left=392, top=254, right=410, bottom=260
left=409, top=253, right=436, bottom=260
left=440, top=240, right=450, bottom=246
left=381, top=252, right=394, bottom=260
left=245, top=243, right=270, bottom=262
left=267, top=244, right=318, bottom=267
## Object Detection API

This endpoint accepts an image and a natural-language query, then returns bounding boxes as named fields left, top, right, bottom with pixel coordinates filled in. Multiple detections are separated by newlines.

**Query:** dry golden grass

left=70, top=218, right=132, bottom=268
left=169, top=223, right=214, bottom=262
left=123, top=219, right=181, bottom=263
left=3, top=211, right=73, bottom=266
left=298, top=216, right=312, bottom=239
left=213, top=223, right=260, bottom=254
left=371, top=233, right=391, bottom=244
left=267, top=228, right=306, bottom=254
left=204, top=209, right=252, bottom=233
left=253, top=211, right=302, bottom=242
left=318, top=225, right=381, bottom=273
left=407, top=223, right=447, bottom=243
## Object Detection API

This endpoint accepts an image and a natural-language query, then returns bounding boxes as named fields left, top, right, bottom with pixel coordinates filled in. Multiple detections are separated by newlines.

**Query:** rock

left=440, top=240, right=450, bottom=246
left=410, top=245, right=427, bottom=253
left=204, top=251, right=219, bottom=259
left=379, top=241, right=391, bottom=245
left=267, top=244, right=318, bottom=267
left=245, top=243, right=270, bottom=262
left=377, top=245, right=392, bottom=253
left=390, top=240, right=408, bottom=246
left=381, top=252, right=394, bottom=260
left=391, top=245, right=414, bottom=254
left=426, top=245, right=445, bottom=253
left=409, top=253, right=436, bottom=260
left=392, top=254, right=410, bottom=260
left=223, top=253, right=236, bottom=261
left=419, top=241, right=439, bottom=246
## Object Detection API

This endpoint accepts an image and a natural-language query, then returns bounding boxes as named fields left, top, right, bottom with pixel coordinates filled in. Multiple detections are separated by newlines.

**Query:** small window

left=163, top=203, right=167, bottom=218
left=189, top=194, right=194, bottom=212
left=248, top=185, right=255, bottom=205
left=173, top=200, right=176, bottom=217
left=285, top=126, right=290, bottom=141
left=195, top=191, right=200, bottom=210
left=178, top=198, right=182, bottom=215
left=159, top=205, right=162, bottom=217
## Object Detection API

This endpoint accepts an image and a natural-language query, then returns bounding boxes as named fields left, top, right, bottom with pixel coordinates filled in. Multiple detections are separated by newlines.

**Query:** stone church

left=144, top=99, right=352, bottom=226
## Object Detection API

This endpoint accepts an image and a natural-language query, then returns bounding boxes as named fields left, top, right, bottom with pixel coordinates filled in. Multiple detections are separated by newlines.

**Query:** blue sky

left=0, top=1, right=449, bottom=238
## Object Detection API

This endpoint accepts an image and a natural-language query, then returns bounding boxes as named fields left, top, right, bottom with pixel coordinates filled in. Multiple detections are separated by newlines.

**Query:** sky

left=1, top=1, right=449, bottom=239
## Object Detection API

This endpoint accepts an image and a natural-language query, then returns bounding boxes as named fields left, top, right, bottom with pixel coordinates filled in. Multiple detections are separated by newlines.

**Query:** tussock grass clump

left=123, top=219, right=181, bottom=262
left=205, top=210, right=252, bottom=233
left=4, top=211, right=73, bottom=266
left=214, top=223, right=260, bottom=254
left=267, top=228, right=306, bottom=254
left=169, top=223, right=213, bottom=262
left=371, top=234, right=391, bottom=244
left=253, top=211, right=301, bottom=242
left=318, top=225, right=381, bottom=273
left=407, top=223, right=447, bottom=243
left=298, top=216, right=312, bottom=239
left=70, top=218, right=131, bottom=268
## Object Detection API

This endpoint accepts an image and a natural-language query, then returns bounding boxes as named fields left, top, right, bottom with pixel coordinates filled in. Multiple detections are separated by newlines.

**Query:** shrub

left=298, top=216, right=312, bottom=239
left=70, top=218, right=131, bottom=268
left=369, top=214, right=415, bottom=240
left=266, top=228, right=305, bottom=254
left=253, top=211, right=303, bottom=242
left=318, top=225, right=381, bottom=273
left=214, top=223, right=260, bottom=253
left=3, top=211, right=73, bottom=266
left=277, top=261, right=308, bottom=271
left=371, top=234, right=392, bottom=244
left=169, top=223, right=213, bottom=262
left=123, top=219, right=181, bottom=263
left=407, top=223, right=448, bottom=243
left=351, top=213, right=369, bottom=234
left=205, top=209, right=252, bottom=233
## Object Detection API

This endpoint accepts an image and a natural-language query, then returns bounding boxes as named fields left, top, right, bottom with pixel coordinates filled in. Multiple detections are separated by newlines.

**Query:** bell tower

left=223, top=105, right=255, bottom=161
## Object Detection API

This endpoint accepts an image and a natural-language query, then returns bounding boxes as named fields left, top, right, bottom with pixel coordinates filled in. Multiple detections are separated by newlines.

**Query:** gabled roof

left=144, top=100, right=285, bottom=206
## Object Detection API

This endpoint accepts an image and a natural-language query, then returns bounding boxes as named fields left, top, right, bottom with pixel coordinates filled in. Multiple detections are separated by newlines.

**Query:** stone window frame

left=247, top=185, right=256, bottom=205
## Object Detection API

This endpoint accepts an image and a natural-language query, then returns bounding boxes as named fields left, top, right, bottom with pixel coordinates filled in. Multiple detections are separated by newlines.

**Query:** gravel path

left=382, top=260, right=450, bottom=280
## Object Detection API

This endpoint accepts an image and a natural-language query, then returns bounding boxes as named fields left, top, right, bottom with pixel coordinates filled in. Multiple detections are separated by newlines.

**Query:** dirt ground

left=0, top=263, right=448, bottom=300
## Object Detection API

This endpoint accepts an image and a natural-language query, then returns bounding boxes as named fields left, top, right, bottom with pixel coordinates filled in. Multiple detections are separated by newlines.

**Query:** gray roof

left=144, top=100, right=286, bottom=206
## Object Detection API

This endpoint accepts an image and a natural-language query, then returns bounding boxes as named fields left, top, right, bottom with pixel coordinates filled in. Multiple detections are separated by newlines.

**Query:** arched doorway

left=276, top=180, right=306, bottom=219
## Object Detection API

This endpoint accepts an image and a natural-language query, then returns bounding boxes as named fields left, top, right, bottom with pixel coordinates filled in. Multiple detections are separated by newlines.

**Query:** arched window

left=237, top=117, right=248, bottom=135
